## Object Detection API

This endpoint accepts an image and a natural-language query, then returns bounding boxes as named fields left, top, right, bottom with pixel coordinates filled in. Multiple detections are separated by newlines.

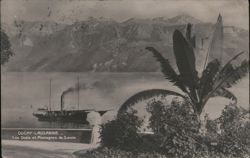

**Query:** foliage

left=146, top=99, right=208, bottom=158
left=172, top=29, right=198, bottom=94
left=216, top=104, right=250, bottom=157
left=146, top=98, right=200, bottom=135
left=118, top=15, right=249, bottom=117
left=95, top=100, right=249, bottom=158
left=79, top=146, right=246, bottom=158
left=98, top=16, right=249, bottom=158
left=203, top=104, right=250, bottom=158
left=205, top=117, right=218, bottom=134
left=80, top=147, right=168, bottom=158
left=100, top=108, right=143, bottom=151
left=1, top=28, right=13, bottom=65
left=146, top=99, right=250, bottom=158
left=145, top=28, right=248, bottom=116
left=118, top=89, right=185, bottom=114
left=145, top=47, right=187, bottom=93
left=145, top=99, right=166, bottom=134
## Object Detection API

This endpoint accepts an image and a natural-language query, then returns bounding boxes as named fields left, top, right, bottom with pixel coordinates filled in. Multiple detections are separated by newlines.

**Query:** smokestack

left=60, top=81, right=89, bottom=111
left=61, top=94, right=64, bottom=112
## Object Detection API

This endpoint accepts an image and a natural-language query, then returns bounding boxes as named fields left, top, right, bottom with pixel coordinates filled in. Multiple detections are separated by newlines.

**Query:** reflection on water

left=1, top=72, right=249, bottom=128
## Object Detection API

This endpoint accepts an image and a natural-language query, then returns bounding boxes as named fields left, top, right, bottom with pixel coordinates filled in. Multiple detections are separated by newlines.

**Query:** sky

left=1, top=0, right=249, bottom=29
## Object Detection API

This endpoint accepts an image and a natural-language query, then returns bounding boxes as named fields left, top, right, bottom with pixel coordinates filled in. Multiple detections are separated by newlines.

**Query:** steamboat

left=32, top=78, right=111, bottom=124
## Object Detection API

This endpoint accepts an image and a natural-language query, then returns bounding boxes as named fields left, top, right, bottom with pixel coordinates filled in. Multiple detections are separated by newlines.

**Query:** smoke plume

left=61, top=83, right=87, bottom=99
left=60, top=80, right=115, bottom=110
left=61, top=80, right=115, bottom=99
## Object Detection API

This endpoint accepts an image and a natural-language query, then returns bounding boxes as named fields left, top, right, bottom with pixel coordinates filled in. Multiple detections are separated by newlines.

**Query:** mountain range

left=2, top=14, right=249, bottom=72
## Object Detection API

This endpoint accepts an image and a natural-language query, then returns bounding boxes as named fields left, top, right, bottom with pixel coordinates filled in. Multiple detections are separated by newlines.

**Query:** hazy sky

left=1, top=0, right=249, bottom=29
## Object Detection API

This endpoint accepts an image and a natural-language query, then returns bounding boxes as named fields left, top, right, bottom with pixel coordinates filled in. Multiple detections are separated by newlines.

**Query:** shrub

left=202, top=104, right=250, bottom=158
left=146, top=98, right=207, bottom=158
left=145, top=99, right=167, bottom=134
left=99, top=100, right=249, bottom=158
left=81, top=147, right=168, bottom=158
left=1, top=29, right=14, bottom=65
left=206, top=117, right=218, bottom=134
left=216, top=104, right=250, bottom=157
left=100, top=108, right=143, bottom=151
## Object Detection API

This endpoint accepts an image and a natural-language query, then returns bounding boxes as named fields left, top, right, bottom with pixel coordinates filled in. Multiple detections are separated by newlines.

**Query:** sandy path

left=2, top=140, right=94, bottom=158
left=2, top=145, right=72, bottom=158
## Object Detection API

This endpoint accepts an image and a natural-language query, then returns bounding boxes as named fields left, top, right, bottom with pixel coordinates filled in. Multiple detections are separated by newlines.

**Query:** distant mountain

left=166, top=14, right=203, bottom=25
left=2, top=21, right=66, bottom=37
left=2, top=14, right=249, bottom=72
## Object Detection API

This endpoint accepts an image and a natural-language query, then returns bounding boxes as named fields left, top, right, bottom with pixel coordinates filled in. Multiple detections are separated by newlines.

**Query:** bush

left=216, top=104, right=250, bottom=157
left=1, top=29, right=14, bottom=65
left=100, top=108, right=143, bottom=151
left=146, top=98, right=200, bottom=134
left=146, top=98, right=207, bottom=158
left=81, top=147, right=168, bottom=158
left=146, top=100, right=250, bottom=158
left=98, top=100, right=249, bottom=158
left=80, top=147, right=242, bottom=158
left=202, top=104, right=250, bottom=158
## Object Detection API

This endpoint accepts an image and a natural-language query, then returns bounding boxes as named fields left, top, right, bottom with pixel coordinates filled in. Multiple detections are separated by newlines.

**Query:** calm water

left=1, top=72, right=249, bottom=128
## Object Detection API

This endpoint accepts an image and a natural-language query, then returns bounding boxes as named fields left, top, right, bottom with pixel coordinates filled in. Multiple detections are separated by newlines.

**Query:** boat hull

left=33, top=110, right=108, bottom=124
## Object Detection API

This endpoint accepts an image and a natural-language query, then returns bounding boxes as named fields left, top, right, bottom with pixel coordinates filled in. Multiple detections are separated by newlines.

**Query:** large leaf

left=186, top=23, right=196, bottom=48
left=211, top=87, right=237, bottom=104
left=218, top=52, right=244, bottom=78
left=199, top=59, right=220, bottom=100
left=206, top=14, right=224, bottom=63
left=186, top=23, right=192, bottom=41
left=199, top=88, right=237, bottom=117
left=220, top=60, right=249, bottom=88
left=173, top=30, right=198, bottom=91
left=198, top=88, right=237, bottom=114
left=203, top=60, right=249, bottom=106
left=146, top=47, right=187, bottom=93
left=118, top=89, right=186, bottom=114
left=190, top=36, right=196, bottom=48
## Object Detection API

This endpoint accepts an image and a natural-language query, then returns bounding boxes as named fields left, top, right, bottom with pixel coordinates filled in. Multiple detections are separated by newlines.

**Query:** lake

left=1, top=72, right=249, bottom=128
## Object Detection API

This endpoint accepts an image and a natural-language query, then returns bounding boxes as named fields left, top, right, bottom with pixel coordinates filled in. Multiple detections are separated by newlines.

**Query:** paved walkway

left=2, top=140, right=94, bottom=158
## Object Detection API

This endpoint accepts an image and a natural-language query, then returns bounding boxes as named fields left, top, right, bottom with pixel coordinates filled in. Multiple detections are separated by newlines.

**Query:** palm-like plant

left=118, top=23, right=249, bottom=119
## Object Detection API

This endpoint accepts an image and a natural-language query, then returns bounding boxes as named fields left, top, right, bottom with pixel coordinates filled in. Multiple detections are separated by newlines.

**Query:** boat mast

left=49, top=79, right=52, bottom=111
left=77, top=76, right=79, bottom=110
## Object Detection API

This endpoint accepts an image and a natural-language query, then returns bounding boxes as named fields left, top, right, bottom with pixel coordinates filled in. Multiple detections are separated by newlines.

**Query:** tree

left=118, top=18, right=249, bottom=119
left=1, top=28, right=13, bottom=65
left=100, top=108, right=143, bottom=151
